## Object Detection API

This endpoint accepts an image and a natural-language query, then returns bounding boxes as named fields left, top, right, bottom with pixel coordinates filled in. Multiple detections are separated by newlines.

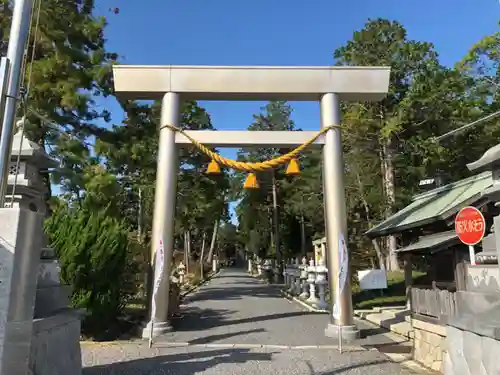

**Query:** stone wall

left=413, top=318, right=447, bottom=373
left=444, top=325, right=500, bottom=375
left=29, top=311, right=82, bottom=375
left=466, top=264, right=500, bottom=293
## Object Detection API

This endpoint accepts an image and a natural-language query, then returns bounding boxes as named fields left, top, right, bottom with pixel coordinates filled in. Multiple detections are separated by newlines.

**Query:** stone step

left=355, top=309, right=414, bottom=339
left=34, top=285, right=72, bottom=318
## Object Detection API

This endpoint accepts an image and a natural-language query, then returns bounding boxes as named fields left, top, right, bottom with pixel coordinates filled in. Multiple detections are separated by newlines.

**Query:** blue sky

left=92, top=0, right=500, bottom=151
left=85, top=0, right=499, bottom=219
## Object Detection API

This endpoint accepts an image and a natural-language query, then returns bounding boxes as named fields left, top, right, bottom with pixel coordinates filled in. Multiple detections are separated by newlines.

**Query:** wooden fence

left=410, top=287, right=457, bottom=324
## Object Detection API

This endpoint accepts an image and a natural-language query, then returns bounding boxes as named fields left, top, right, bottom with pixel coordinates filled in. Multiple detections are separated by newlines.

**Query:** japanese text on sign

left=455, top=219, right=484, bottom=234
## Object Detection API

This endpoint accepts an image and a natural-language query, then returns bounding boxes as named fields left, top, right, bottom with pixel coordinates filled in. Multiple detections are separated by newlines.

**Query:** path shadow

left=217, top=281, right=264, bottom=286
left=358, top=325, right=412, bottom=355
left=83, top=348, right=276, bottom=375
left=187, top=328, right=266, bottom=345
left=359, top=327, right=387, bottom=338
left=378, top=309, right=411, bottom=329
left=171, top=307, right=323, bottom=331
left=216, top=274, right=253, bottom=279
left=187, top=285, right=282, bottom=302
left=362, top=342, right=412, bottom=355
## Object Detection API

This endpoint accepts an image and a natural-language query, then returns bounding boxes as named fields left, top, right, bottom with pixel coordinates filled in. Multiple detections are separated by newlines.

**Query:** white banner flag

left=333, top=234, right=349, bottom=320
left=338, top=234, right=348, bottom=295
left=151, top=239, right=165, bottom=323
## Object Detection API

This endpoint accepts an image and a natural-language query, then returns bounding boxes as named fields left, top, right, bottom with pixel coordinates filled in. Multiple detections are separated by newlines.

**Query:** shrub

left=44, top=205, right=136, bottom=336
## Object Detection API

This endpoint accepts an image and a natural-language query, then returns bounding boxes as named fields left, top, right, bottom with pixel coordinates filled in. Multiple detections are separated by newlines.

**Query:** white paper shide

left=151, top=239, right=165, bottom=323
left=333, top=234, right=348, bottom=320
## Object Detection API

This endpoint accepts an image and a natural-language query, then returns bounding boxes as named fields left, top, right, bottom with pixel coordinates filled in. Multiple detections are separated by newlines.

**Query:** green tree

left=44, top=201, right=136, bottom=338
left=235, top=101, right=302, bottom=265
left=1, top=0, right=118, bottom=201
left=97, top=99, right=230, bottom=281
left=333, top=19, right=473, bottom=270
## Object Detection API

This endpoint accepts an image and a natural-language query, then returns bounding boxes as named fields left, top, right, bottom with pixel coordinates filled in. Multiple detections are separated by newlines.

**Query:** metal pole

left=143, top=92, right=179, bottom=339
left=434, top=109, right=500, bottom=142
left=321, top=93, right=358, bottom=342
left=0, top=58, right=11, bottom=129
left=0, top=0, right=34, bottom=207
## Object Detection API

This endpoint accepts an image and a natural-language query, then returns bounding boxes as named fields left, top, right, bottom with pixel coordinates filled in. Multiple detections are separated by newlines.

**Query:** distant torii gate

left=112, top=65, right=391, bottom=342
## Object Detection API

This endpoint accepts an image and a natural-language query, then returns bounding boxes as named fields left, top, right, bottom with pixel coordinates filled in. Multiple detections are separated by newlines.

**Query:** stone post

left=306, top=258, right=318, bottom=304
left=299, top=257, right=309, bottom=298
left=0, top=208, right=42, bottom=375
left=4, top=126, right=82, bottom=375
left=283, top=263, right=290, bottom=290
left=178, top=262, right=186, bottom=284
left=212, top=258, right=217, bottom=273
left=315, top=257, right=329, bottom=310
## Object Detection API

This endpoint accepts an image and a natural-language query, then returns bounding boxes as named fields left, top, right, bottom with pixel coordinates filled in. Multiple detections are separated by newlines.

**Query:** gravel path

left=82, top=268, right=429, bottom=375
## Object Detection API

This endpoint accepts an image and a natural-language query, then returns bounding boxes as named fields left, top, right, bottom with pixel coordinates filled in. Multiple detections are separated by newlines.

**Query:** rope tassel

left=285, top=158, right=300, bottom=176
left=243, top=173, right=260, bottom=189
left=206, top=159, right=221, bottom=175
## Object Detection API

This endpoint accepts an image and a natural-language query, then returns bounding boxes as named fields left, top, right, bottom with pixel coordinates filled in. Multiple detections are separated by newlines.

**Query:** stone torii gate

left=112, top=65, right=390, bottom=341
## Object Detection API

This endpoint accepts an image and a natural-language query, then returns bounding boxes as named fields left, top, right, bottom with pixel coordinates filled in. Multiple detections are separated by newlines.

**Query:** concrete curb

left=152, top=342, right=365, bottom=351
left=280, top=289, right=329, bottom=314
left=81, top=340, right=365, bottom=352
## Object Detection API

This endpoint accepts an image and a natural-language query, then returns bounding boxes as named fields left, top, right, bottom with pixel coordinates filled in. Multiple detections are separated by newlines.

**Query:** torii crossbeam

left=113, top=65, right=391, bottom=342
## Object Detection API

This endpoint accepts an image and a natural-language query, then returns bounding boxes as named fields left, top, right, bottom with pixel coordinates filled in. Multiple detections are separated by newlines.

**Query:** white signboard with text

left=357, top=269, right=388, bottom=290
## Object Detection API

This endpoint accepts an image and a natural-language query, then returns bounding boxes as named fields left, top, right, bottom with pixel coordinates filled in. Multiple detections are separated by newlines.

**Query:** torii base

left=141, top=320, right=173, bottom=339
left=324, top=323, right=360, bottom=343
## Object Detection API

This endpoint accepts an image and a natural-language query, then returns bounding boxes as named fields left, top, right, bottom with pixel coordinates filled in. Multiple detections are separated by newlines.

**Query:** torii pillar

left=113, top=65, right=391, bottom=341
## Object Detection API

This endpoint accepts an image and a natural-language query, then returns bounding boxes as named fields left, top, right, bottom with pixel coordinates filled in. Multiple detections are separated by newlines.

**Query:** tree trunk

left=354, top=167, right=385, bottom=269
left=300, top=213, right=307, bottom=256
left=207, top=219, right=219, bottom=263
left=200, top=231, right=207, bottom=279
left=269, top=211, right=274, bottom=250
left=187, top=231, right=192, bottom=272
left=137, top=187, right=143, bottom=242
left=184, top=231, right=190, bottom=274
left=372, top=238, right=386, bottom=270
left=370, top=257, right=376, bottom=269
left=381, top=138, right=400, bottom=271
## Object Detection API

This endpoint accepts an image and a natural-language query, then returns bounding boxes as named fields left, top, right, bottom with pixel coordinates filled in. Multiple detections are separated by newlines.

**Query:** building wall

left=413, top=318, right=447, bottom=373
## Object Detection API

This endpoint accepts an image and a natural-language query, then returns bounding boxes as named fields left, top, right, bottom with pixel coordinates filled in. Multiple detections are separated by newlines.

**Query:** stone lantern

left=299, top=257, right=309, bottom=298
left=306, top=258, right=319, bottom=304
left=5, top=124, right=57, bottom=213
left=5, top=124, right=83, bottom=375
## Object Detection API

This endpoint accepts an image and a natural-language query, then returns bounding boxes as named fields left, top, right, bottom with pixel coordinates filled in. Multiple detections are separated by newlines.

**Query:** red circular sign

left=455, top=206, right=486, bottom=246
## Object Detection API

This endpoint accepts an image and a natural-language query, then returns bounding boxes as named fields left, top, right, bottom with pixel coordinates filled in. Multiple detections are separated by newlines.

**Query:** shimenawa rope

left=160, top=124, right=339, bottom=173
